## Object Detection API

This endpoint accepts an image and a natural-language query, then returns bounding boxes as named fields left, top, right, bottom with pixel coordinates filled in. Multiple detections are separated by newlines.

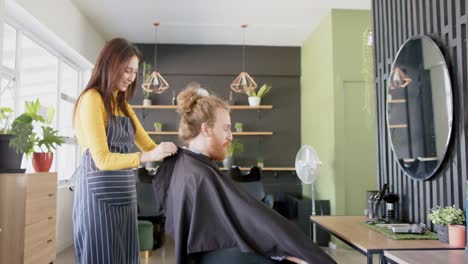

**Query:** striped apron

left=73, top=116, right=140, bottom=264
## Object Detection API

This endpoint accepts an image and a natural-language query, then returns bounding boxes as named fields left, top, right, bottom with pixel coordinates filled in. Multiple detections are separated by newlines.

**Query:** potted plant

left=142, top=62, right=153, bottom=106
left=223, top=139, right=244, bottom=169
left=0, top=107, right=26, bottom=172
left=245, top=84, right=271, bottom=106
left=235, top=122, right=243, bottom=132
left=143, top=90, right=152, bottom=106
left=428, top=205, right=466, bottom=244
left=10, top=100, right=64, bottom=172
left=257, top=157, right=264, bottom=168
left=154, top=122, right=163, bottom=132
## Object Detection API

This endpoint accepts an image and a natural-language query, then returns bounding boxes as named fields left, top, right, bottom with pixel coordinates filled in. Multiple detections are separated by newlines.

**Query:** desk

left=384, top=250, right=468, bottom=264
left=310, top=216, right=463, bottom=264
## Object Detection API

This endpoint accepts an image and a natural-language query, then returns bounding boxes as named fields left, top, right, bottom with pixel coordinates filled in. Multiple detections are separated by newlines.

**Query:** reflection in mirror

left=387, top=35, right=453, bottom=181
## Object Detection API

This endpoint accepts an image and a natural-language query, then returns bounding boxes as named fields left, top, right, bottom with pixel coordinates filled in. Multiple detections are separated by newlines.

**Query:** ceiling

left=71, top=0, right=370, bottom=47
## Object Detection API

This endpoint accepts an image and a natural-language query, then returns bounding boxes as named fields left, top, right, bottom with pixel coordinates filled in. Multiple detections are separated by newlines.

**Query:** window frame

left=2, top=12, right=92, bottom=185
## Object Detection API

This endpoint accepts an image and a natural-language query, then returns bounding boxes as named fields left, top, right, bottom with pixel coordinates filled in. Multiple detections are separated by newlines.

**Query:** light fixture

left=141, top=22, right=169, bottom=94
left=230, top=24, right=257, bottom=94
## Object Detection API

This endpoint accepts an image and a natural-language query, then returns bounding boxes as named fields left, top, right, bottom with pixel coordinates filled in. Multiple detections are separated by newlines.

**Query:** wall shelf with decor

left=387, top=99, right=406, bottom=103
left=147, top=131, right=273, bottom=136
left=388, top=124, right=408, bottom=128
left=131, top=105, right=273, bottom=110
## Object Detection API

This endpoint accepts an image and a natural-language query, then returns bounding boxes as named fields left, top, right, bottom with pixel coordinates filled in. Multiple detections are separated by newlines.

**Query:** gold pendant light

left=230, top=24, right=257, bottom=94
left=141, top=22, right=169, bottom=94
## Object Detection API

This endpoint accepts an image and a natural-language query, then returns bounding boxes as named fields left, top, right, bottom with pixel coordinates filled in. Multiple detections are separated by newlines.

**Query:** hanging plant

left=362, top=27, right=375, bottom=129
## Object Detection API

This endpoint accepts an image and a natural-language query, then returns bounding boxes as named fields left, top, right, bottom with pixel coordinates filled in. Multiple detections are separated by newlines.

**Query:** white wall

left=13, top=0, right=105, bottom=63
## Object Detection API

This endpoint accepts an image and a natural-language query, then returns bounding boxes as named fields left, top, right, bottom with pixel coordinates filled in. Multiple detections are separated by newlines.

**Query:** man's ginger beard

left=207, top=136, right=230, bottom=161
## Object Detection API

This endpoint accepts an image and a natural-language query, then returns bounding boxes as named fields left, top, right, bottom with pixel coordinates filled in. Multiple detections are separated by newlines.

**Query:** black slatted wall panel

left=373, top=0, right=467, bottom=227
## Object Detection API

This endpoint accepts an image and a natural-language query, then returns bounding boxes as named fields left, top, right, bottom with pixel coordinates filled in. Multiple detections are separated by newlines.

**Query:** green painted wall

left=301, top=13, right=337, bottom=214
left=301, top=9, right=377, bottom=216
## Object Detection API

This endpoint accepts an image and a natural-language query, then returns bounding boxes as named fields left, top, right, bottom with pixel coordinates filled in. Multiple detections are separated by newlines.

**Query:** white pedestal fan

left=295, top=145, right=322, bottom=242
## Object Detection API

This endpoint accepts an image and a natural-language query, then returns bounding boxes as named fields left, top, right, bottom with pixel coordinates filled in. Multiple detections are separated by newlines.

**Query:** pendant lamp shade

left=230, top=71, right=257, bottom=93
left=141, top=22, right=169, bottom=94
left=230, top=24, right=257, bottom=94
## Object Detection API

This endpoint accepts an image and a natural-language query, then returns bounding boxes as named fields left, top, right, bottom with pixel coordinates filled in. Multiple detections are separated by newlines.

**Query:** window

left=19, top=35, right=58, bottom=116
left=2, top=19, right=92, bottom=183
left=56, top=61, right=79, bottom=181
left=1, top=23, right=16, bottom=112
left=2, top=23, right=16, bottom=70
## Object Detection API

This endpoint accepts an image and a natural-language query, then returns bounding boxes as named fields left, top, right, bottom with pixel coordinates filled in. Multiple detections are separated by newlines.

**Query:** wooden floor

left=55, top=235, right=378, bottom=264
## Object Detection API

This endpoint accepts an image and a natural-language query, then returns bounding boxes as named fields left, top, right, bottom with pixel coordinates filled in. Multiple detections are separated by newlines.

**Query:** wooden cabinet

left=0, top=173, right=57, bottom=264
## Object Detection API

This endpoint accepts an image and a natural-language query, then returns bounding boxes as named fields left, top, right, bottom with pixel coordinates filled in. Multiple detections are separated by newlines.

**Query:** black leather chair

left=229, top=166, right=274, bottom=208
left=134, top=167, right=165, bottom=249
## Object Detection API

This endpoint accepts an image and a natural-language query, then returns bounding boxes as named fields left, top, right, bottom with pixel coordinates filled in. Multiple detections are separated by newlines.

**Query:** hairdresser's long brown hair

left=73, top=38, right=141, bottom=126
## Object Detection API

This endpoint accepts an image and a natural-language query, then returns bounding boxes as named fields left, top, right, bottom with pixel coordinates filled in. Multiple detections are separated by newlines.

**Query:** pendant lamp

left=230, top=24, right=257, bottom=94
left=141, top=22, right=169, bottom=94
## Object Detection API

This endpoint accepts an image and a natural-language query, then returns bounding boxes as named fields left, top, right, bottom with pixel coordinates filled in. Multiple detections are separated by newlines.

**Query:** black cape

left=153, top=148, right=335, bottom=264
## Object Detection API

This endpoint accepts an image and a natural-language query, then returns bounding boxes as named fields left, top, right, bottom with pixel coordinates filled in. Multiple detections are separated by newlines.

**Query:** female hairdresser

left=72, top=37, right=177, bottom=264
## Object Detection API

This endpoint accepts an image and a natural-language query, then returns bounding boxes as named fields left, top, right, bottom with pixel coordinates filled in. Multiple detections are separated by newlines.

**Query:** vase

left=32, top=152, right=54, bottom=172
left=223, top=156, right=233, bottom=169
left=143, top=99, right=152, bottom=106
left=248, top=96, right=261, bottom=106
left=435, top=224, right=449, bottom=243
left=0, top=134, right=24, bottom=172
left=448, top=224, right=466, bottom=247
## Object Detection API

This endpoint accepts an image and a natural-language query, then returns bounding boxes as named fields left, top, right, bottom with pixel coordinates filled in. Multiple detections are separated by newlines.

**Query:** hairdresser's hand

left=141, top=142, right=178, bottom=163
left=285, top=256, right=308, bottom=264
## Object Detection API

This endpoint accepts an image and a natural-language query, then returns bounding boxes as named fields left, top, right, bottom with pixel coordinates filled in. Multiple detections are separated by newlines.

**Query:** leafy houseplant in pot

left=429, top=205, right=466, bottom=244
left=0, top=107, right=26, bottom=172
left=142, top=62, right=153, bottom=105
left=10, top=100, right=64, bottom=172
left=234, top=122, right=243, bottom=133
left=245, top=84, right=271, bottom=106
left=223, top=139, right=244, bottom=169
left=154, top=122, right=163, bottom=132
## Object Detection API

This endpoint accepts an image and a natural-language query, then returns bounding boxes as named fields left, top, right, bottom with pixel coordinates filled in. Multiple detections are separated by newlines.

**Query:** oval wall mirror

left=386, top=35, right=453, bottom=181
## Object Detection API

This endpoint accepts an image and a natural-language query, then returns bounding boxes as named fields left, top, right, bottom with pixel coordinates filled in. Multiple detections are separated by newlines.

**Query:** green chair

left=138, top=220, right=154, bottom=259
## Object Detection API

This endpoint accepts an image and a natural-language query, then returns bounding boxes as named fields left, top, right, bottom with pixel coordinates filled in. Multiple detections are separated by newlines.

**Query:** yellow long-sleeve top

left=75, top=89, right=157, bottom=170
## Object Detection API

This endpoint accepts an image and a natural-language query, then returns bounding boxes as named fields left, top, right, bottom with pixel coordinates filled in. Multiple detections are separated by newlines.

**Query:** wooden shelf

left=147, top=131, right=273, bottom=136
left=229, top=105, right=273, bottom=110
left=220, top=167, right=295, bottom=171
left=147, top=131, right=178, bottom=135
left=403, top=157, right=438, bottom=163
left=132, top=105, right=177, bottom=109
left=232, top=132, right=273, bottom=136
left=131, top=105, right=273, bottom=110
left=389, top=124, right=408, bottom=128
left=387, top=99, right=407, bottom=103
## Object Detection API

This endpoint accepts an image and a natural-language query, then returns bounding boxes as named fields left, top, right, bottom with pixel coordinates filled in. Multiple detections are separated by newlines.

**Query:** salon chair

left=229, top=166, right=274, bottom=208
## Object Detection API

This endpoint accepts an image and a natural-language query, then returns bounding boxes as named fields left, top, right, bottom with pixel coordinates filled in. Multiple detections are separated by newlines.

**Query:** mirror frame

left=386, top=35, right=454, bottom=181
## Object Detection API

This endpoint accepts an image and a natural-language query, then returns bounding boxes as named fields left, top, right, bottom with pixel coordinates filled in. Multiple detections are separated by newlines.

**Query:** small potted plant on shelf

left=143, top=90, right=152, bottom=106
left=154, top=122, right=163, bottom=132
left=223, top=139, right=244, bottom=169
left=142, top=62, right=153, bottom=106
left=235, top=122, right=243, bottom=133
left=428, top=205, right=466, bottom=244
left=257, top=157, right=264, bottom=168
left=245, top=84, right=271, bottom=106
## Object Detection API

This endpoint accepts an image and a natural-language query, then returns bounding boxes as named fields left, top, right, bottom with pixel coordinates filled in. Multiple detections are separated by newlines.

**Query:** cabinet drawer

left=23, top=236, right=55, bottom=264
left=25, top=194, right=56, bottom=225
left=26, top=173, right=57, bottom=200
left=24, top=217, right=56, bottom=252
